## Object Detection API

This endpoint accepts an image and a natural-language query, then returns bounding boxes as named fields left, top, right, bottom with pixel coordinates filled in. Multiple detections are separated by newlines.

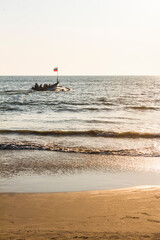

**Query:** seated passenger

left=35, top=83, right=38, bottom=90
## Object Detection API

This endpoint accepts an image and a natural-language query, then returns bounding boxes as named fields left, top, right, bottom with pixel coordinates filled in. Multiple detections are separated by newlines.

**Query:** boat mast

left=53, top=67, right=59, bottom=83
left=57, top=67, right=58, bottom=83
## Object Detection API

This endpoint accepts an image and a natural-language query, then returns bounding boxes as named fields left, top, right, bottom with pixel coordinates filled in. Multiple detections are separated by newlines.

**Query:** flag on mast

left=53, top=67, right=59, bottom=83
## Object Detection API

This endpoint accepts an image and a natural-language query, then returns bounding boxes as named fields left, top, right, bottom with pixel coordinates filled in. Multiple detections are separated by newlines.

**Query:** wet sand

left=0, top=186, right=160, bottom=240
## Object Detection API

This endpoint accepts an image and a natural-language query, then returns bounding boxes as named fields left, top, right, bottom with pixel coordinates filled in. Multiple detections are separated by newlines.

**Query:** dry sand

left=0, top=186, right=160, bottom=240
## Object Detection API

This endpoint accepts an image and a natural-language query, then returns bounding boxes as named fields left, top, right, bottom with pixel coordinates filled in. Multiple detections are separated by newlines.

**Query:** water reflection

left=0, top=150, right=160, bottom=179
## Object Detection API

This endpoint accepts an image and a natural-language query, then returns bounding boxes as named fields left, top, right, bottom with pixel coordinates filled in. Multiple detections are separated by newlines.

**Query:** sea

left=0, top=75, right=160, bottom=192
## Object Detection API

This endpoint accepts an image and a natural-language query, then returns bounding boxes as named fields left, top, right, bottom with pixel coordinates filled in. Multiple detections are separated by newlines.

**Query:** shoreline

left=0, top=186, right=160, bottom=239
left=1, top=184, right=160, bottom=194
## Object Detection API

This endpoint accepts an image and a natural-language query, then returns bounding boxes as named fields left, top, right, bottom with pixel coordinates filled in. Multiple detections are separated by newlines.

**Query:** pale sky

left=0, top=0, right=160, bottom=75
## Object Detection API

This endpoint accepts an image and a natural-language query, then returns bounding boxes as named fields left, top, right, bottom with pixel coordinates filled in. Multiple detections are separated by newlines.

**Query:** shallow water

left=0, top=150, right=160, bottom=192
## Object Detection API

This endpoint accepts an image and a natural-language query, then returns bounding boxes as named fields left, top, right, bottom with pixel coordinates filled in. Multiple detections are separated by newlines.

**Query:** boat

left=32, top=81, right=59, bottom=91
left=31, top=68, right=71, bottom=92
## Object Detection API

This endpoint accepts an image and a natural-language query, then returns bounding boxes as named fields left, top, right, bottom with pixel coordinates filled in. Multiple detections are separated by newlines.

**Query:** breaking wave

left=0, top=141, right=160, bottom=157
left=1, top=129, right=160, bottom=138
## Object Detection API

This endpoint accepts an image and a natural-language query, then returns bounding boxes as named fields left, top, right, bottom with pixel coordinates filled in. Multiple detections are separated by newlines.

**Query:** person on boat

left=32, top=83, right=39, bottom=90
left=35, top=83, right=38, bottom=90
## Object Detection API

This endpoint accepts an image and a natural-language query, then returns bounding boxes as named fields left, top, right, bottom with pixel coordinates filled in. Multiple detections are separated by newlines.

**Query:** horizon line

left=0, top=74, right=160, bottom=77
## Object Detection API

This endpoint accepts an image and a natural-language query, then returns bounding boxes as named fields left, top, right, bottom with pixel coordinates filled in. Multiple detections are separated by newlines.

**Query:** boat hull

left=32, top=86, right=71, bottom=92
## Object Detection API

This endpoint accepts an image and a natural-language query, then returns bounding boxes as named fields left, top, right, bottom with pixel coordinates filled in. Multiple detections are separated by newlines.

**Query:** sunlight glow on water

left=0, top=76, right=160, bottom=192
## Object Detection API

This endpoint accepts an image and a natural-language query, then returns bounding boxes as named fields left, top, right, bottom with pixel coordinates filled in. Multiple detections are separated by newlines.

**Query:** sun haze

left=0, top=0, right=160, bottom=75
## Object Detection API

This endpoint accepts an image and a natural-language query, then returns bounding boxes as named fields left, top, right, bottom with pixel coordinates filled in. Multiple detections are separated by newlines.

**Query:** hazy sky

left=0, top=0, right=160, bottom=75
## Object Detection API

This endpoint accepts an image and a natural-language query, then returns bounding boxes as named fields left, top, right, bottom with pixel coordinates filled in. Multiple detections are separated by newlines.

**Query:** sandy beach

left=0, top=186, right=160, bottom=240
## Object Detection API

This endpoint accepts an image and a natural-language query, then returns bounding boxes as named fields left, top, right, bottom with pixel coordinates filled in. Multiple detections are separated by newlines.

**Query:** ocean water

left=0, top=76, right=160, bottom=192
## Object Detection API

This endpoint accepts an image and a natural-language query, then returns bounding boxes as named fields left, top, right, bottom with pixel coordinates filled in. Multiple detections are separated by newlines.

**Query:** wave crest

left=0, top=129, right=160, bottom=138
left=0, top=141, right=160, bottom=157
left=128, top=106, right=158, bottom=111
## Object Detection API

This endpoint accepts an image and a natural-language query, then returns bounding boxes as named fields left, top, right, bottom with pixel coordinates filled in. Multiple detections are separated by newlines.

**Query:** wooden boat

left=32, top=81, right=59, bottom=91
left=31, top=67, right=70, bottom=92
